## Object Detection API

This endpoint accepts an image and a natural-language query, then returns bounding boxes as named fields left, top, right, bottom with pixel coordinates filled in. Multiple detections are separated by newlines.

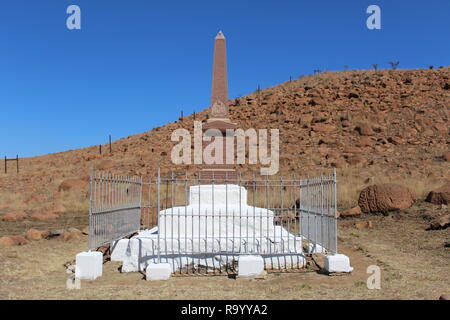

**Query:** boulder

left=51, top=203, right=66, bottom=215
left=58, top=178, right=86, bottom=192
left=10, top=236, right=28, bottom=246
left=68, top=227, right=83, bottom=237
left=0, top=236, right=15, bottom=247
left=340, top=206, right=362, bottom=217
left=311, top=123, right=337, bottom=133
left=25, top=229, right=43, bottom=241
left=60, top=230, right=82, bottom=242
left=358, top=184, right=416, bottom=213
left=355, top=123, right=374, bottom=136
left=354, top=221, right=373, bottom=229
left=2, top=211, right=27, bottom=222
left=346, top=155, right=366, bottom=166
left=426, top=183, right=450, bottom=205
left=97, top=159, right=114, bottom=170
left=30, top=212, right=58, bottom=221
left=443, top=152, right=450, bottom=162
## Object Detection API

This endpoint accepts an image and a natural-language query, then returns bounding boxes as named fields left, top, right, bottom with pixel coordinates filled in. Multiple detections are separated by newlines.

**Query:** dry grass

left=0, top=201, right=448, bottom=300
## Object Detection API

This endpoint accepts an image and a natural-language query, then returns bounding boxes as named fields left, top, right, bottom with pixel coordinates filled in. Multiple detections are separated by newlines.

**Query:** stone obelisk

left=200, top=31, right=237, bottom=182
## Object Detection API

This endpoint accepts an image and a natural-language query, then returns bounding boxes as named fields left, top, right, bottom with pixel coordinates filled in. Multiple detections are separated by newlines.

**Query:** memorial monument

left=200, top=31, right=238, bottom=183
left=113, top=32, right=305, bottom=275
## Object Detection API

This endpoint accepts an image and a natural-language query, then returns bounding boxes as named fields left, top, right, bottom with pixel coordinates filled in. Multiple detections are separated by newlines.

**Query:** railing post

left=333, top=168, right=338, bottom=253
left=157, top=167, right=161, bottom=263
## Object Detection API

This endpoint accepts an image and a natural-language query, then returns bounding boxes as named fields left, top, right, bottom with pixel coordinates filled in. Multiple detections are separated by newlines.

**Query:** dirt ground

left=0, top=201, right=448, bottom=300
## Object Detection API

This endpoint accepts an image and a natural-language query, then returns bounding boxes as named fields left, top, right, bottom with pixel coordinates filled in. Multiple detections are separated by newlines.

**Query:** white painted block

left=111, top=239, right=129, bottom=262
left=146, top=263, right=172, bottom=280
left=238, top=255, right=265, bottom=277
left=324, top=254, right=353, bottom=273
left=308, top=243, right=326, bottom=254
left=75, top=251, right=103, bottom=280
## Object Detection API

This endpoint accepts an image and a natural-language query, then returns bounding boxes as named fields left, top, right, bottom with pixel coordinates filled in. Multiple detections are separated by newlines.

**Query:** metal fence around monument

left=88, top=171, right=142, bottom=250
left=89, top=169, right=338, bottom=273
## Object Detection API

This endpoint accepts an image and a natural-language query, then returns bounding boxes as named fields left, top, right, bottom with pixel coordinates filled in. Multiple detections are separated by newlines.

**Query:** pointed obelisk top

left=209, top=30, right=229, bottom=119
left=215, top=30, right=225, bottom=40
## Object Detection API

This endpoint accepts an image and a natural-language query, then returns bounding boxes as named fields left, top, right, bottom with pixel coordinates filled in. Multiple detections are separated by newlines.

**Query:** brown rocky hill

left=0, top=68, right=449, bottom=223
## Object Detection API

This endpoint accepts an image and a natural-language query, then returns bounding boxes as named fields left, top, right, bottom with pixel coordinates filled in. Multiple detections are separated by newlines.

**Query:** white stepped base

left=119, top=229, right=305, bottom=273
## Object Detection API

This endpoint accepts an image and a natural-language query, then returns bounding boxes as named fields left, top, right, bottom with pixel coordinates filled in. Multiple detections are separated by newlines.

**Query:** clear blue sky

left=1, top=0, right=449, bottom=157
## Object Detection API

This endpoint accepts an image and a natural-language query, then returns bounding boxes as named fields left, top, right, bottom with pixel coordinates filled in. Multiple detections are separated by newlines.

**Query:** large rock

left=0, top=236, right=15, bottom=247
left=10, top=236, right=28, bottom=246
left=97, top=159, right=114, bottom=170
left=2, top=211, right=27, bottom=222
left=340, top=206, right=362, bottom=217
left=30, top=212, right=58, bottom=221
left=25, top=229, right=43, bottom=241
left=443, top=152, right=450, bottom=162
left=311, top=123, right=337, bottom=133
left=51, top=202, right=66, bottom=215
left=426, top=183, right=450, bottom=205
left=58, top=178, right=86, bottom=192
left=358, top=184, right=416, bottom=213
left=355, top=123, right=374, bottom=136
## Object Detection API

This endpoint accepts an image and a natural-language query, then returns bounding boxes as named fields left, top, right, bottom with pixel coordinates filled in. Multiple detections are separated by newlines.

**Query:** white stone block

left=324, top=254, right=353, bottom=273
left=238, top=255, right=265, bottom=277
left=75, top=251, right=103, bottom=280
left=146, top=263, right=172, bottom=280
left=308, top=243, right=326, bottom=254
left=111, top=239, right=129, bottom=262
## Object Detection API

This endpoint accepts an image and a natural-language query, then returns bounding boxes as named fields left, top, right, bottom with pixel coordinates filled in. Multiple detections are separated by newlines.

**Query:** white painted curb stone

left=111, top=239, right=129, bottom=262
left=238, top=255, right=265, bottom=277
left=75, top=251, right=103, bottom=280
left=146, top=263, right=172, bottom=281
left=324, top=254, right=353, bottom=273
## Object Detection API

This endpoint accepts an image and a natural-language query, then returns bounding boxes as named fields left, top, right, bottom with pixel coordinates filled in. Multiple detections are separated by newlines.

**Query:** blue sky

left=1, top=0, right=449, bottom=157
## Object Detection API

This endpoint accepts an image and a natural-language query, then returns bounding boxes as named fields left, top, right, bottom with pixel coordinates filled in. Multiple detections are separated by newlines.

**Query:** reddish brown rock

left=24, top=194, right=45, bottom=205
left=97, top=159, right=114, bottom=170
left=2, top=211, right=27, bottom=222
left=0, top=236, right=15, bottom=247
left=330, top=160, right=346, bottom=168
left=442, top=152, right=450, bottom=162
left=355, top=123, right=375, bottom=136
left=388, top=136, right=405, bottom=145
left=25, top=229, right=43, bottom=241
left=426, top=183, right=450, bottom=205
left=358, top=184, right=416, bottom=213
left=355, top=136, right=374, bottom=147
left=346, top=155, right=366, bottom=166
left=68, top=227, right=83, bottom=237
left=340, top=206, right=362, bottom=217
left=51, top=203, right=66, bottom=215
left=10, top=236, right=28, bottom=246
left=30, top=212, right=58, bottom=221
left=58, top=178, right=86, bottom=192
left=354, top=221, right=373, bottom=229
left=311, top=123, right=337, bottom=133
left=60, top=230, right=82, bottom=242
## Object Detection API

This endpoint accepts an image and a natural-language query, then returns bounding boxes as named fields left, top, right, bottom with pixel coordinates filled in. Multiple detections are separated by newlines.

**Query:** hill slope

left=0, top=67, right=449, bottom=224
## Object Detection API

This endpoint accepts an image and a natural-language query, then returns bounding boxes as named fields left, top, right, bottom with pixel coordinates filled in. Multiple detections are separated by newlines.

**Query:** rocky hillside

left=0, top=67, right=449, bottom=222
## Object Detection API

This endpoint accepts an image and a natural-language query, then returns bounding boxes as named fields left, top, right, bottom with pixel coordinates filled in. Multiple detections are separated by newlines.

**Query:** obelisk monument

left=200, top=31, right=237, bottom=182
